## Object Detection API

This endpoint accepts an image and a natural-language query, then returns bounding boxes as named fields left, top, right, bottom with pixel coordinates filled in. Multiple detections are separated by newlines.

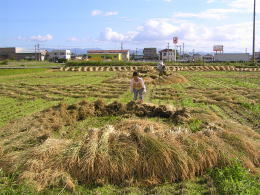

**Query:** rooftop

left=88, top=50, right=129, bottom=54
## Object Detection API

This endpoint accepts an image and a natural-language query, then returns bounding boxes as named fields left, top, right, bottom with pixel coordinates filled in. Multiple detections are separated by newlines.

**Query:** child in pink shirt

left=130, top=71, right=146, bottom=102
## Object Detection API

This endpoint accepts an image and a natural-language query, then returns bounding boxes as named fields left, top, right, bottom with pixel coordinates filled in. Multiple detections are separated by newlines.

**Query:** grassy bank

left=0, top=60, right=58, bottom=67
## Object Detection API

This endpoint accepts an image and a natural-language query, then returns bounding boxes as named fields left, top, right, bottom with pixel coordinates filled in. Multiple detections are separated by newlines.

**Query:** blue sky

left=0, top=0, right=259, bottom=53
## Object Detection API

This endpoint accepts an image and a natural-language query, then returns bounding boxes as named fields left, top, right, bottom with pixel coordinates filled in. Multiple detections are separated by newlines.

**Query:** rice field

left=0, top=68, right=259, bottom=194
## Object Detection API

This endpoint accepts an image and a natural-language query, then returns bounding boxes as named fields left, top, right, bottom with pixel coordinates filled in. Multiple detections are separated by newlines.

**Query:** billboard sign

left=173, top=37, right=178, bottom=44
left=213, top=45, right=224, bottom=52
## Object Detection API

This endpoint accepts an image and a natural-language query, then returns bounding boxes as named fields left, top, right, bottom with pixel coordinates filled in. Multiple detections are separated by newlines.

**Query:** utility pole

left=174, top=45, right=177, bottom=62
left=167, top=43, right=170, bottom=62
left=179, top=45, right=182, bottom=58
left=34, top=45, right=37, bottom=61
left=37, top=43, right=40, bottom=61
left=192, top=49, right=195, bottom=62
left=252, top=0, right=256, bottom=64
left=183, top=43, right=185, bottom=58
left=121, top=42, right=123, bottom=50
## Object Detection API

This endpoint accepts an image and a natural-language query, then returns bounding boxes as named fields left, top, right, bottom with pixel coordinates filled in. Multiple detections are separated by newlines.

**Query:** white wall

left=214, top=53, right=250, bottom=62
left=50, top=50, right=71, bottom=60
left=161, top=51, right=175, bottom=62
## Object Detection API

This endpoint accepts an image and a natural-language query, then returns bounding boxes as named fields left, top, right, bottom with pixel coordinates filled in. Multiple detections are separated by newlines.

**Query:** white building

left=202, top=54, right=214, bottom=62
left=159, top=49, right=176, bottom=62
left=49, top=50, right=71, bottom=61
left=214, top=53, right=250, bottom=62
left=255, top=52, right=260, bottom=62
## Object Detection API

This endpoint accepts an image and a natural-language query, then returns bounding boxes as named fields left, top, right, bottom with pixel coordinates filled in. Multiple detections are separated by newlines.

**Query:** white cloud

left=229, top=0, right=260, bottom=13
left=133, top=19, right=180, bottom=41
left=91, top=10, right=118, bottom=17
left=30, top=34, right=53, bottom=42
left=91, top=10, right=102, bottom=16
left=67, top=37, right=80, bottom=42
left=94, top=0, right=259, bottom=52
left=100, top=28, right=125, bottom=41
left=17, top=34, right=53, bottom=42
left=164, top=0, right=173, bottom=2
left=120, top=16, right=134, bottom=22
left=100, top=27, right=137, bottom=41
left=104, top=11, right=118, bottom=16
left=98, top=18, right=260, bottom=52
left=174, top=8, right=239, bottom=20
left=174, top=0, right=258, bottom=21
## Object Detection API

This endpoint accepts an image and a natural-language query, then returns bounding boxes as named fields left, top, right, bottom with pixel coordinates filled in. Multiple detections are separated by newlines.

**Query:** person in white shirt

left=130, top=71, right=146, bottom=103
left=157, top=61, right=166, bottom=76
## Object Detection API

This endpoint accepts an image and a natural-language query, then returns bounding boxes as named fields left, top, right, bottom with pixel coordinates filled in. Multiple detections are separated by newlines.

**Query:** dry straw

left=0, top=100, right=259, bottom=191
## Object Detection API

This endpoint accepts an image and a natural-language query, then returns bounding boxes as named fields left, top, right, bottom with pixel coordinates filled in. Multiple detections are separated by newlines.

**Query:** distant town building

left=16, top=51, right=46, bottom=61
left=203, top=54, right=214, bottom=62
left=131, top=54, right=144, bottom=61
left=87, top=50, right=130, bottom=61
left=159, top=49, right=176, bottom=62
left=193, top=54, right=203, bottom=61
left=214, top=53, right=250, bottom=62
left=49, top=50, right=71, bottom=61
left=0, top=47, right=16, bottom=60
left=0, top=47, right=46, bottom=61
left=187, top=54, right=203, bottom=62
left=73, top=56, right=84, bottom=60
left=255, top=52, right=260, bottom=62
left=143, top=48, right=158, bottom=61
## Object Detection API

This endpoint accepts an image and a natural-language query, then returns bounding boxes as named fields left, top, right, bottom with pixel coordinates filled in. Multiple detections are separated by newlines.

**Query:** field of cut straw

left=0, top=68, right=259, bottom=194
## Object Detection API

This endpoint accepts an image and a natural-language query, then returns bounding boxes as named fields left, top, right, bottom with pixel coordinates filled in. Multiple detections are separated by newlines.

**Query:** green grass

left=188, top=119, right=203, bottom=133
left=0, top=60, right=58, bottom=67
left=209, top=161, right=260, bottom=195
left=0, top=69, right=258, bottom=129
left=0, top=71, right=116, bottom=85
left=0, top=70, right=118, bottom=127
left=0, top=168, right=213, bottom=195
left=0, top=97, right=57, bottom=128
left=0, top=169, right=36, bottom=194
left=0, top=68, right=47, bottom=76
left=0, top=68, right=259, bottom=194
left=59, top=116, right=123, bottom=139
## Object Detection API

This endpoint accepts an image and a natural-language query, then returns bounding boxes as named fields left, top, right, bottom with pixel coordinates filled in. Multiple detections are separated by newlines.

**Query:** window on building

left=60, top=52, right=65, bottom=55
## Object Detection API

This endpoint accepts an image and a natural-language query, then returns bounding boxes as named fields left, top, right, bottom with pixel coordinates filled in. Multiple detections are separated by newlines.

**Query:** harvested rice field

left=0, top=68, right=259, bottom=194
